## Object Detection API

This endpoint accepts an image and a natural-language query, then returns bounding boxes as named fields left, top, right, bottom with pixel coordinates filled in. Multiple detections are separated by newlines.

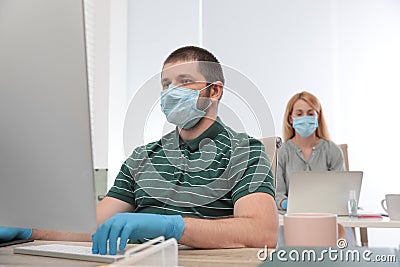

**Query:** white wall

left=333, top=0, right=400, bottom=247
left=103, top=0, right=400, bottom=247
left=108, top=0, right=128, bottom=187
left=107, top=0, right=201, bottom=189
left=91, top=0, right=110, bottom=169
left=203, top=0, right=337, bottom=138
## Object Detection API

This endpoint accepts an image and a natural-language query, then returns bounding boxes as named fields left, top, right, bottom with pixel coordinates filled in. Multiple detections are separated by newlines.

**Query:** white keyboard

left=14, top=244, right=125, bottom=263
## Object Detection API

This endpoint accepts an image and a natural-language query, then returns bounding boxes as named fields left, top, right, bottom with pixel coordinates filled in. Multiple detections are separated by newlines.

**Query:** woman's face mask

left=292, top=116, right=318, bottom=138
left=160, top=84, right=212, bottom=129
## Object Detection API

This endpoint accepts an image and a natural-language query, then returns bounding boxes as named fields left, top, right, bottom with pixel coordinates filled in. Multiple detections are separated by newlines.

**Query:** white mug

left=381, top=194, right=400, bottom=220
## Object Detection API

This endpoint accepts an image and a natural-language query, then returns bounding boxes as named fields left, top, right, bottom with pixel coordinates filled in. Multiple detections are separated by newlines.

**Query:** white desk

left=279, top=214, right=400, bottom=246
left=0, top=241, right=265, bottom=267
left=339, top=216, right=400, bottom=247
left=338, top=216, right=400, bottom=228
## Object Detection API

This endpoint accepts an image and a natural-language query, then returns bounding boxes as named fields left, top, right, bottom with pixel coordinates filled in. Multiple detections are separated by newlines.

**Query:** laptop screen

left=287, top=171, right=363, bottom=216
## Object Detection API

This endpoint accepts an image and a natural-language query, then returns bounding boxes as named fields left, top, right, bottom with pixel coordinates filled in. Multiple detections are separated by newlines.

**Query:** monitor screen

left=0, top=0, right=96, bottom=232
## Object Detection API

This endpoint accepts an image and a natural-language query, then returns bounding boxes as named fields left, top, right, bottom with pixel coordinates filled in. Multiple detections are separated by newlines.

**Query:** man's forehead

left=161, top=61, right=205, bottom=81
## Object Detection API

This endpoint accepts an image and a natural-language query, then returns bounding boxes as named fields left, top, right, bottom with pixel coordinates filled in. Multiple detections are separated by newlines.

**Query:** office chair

left=259, top=136, right=282, bottom=186
left=338, top=144, right=349, bottom=171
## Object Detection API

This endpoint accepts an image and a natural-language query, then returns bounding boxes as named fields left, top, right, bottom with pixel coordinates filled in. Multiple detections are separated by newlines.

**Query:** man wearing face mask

left=0, top=46, right=278, bottom=255
left=275, top=91, right=345, bottom=211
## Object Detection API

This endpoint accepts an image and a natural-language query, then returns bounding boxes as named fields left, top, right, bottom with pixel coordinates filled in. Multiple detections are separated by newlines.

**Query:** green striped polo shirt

left=107, top=117, right=275, bottom=219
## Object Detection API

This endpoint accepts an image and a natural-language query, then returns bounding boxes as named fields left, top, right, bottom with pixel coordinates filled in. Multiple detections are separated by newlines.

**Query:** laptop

left=286, top=171, right=363, bottom=216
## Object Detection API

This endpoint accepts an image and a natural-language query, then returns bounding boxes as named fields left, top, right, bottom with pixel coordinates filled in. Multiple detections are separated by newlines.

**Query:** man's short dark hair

left=163, top=46, right=225, bottom=85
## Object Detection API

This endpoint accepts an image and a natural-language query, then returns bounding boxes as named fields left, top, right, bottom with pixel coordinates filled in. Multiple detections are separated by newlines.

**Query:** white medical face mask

left=292, top=116, right=318, bottom=138
left=160, top=84, right=211, bottom=129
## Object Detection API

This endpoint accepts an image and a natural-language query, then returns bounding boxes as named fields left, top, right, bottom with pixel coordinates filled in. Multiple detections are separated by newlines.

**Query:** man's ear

left=210, top=81, right=223, bottom=100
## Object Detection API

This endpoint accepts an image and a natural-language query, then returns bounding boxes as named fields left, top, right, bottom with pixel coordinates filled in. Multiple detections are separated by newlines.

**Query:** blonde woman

left=276, top=91, right=344, bottom=210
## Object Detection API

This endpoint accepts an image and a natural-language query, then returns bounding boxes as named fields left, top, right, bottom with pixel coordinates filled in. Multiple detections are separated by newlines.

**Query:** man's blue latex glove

left=282, top=199, right=288, bottom=210
left=0, top=226, right=32, bottom=242
left=92, top=213, right=185, bottom=255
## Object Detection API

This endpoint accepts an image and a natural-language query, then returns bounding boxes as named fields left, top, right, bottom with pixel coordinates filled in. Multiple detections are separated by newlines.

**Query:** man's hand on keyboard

left=0, top=226, right=32, bottom=242
left=91, top=213, right=184, bottom=255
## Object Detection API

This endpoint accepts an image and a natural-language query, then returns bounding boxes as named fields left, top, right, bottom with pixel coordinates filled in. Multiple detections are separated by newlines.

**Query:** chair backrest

left=259, top=137, right=282, bottom=185
left=338, top=144, right=349, bottom=171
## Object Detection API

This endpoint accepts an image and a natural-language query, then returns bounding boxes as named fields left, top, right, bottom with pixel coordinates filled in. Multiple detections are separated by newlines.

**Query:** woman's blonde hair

left=282, top=91, right=330, bottom=142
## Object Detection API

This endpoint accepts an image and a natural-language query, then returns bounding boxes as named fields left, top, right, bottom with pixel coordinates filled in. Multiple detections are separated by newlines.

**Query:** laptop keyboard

left=14, top=244, right=125, bottom=263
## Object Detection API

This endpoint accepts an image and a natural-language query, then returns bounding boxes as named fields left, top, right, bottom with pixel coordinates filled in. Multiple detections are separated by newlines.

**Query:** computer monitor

left=0, top=0, right=96, bottom=232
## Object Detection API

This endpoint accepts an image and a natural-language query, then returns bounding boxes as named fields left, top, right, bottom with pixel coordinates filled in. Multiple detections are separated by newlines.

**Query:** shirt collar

left=176, top=117, right=225, bottom=152
left=288, top=138, right=326, bottom=152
